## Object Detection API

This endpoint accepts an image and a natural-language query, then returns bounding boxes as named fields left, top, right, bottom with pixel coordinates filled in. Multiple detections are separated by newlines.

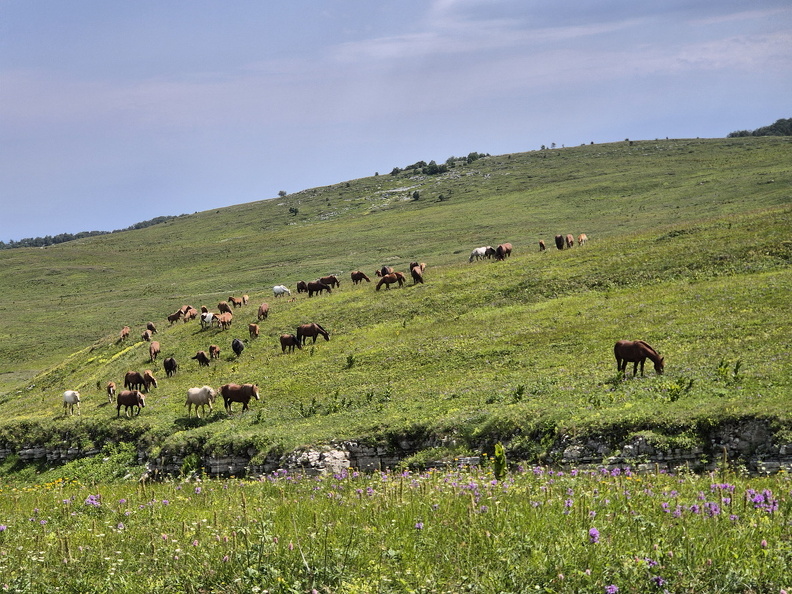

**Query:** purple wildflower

left=414, top=522, right=424, bottom=530
left=588, top=528, right=600, bottom=544
left=651, top=575, right=666, bottom=587
left=605, top=585, right=619, bottom=594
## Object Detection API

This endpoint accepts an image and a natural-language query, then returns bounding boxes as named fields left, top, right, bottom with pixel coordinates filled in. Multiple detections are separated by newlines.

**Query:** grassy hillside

left=0, top=137, right=790, bottom=469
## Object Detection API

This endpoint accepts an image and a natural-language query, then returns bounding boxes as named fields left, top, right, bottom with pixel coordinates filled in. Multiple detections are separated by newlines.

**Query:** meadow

left=0, top=454, right=790, bottom=593
left=0, top=136, right=791, bottom=592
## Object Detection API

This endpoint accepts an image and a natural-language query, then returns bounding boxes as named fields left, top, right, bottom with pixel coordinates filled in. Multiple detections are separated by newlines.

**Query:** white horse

left=200, top=312, right=215, bottom=329
left=469, top=246, right=495, bottom=262
left=273, top=284, right=291, bottom=297
left=185, top=386, right=216, bottom=418
left=63, top=390, right=81, bottom=415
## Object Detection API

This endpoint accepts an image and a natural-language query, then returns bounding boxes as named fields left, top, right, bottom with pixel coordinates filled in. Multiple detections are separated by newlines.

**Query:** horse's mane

left=634, top=340, right=659, bottom=355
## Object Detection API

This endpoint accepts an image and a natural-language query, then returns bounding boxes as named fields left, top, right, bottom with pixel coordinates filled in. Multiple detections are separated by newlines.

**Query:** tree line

left=727, top=117, right=791, bottom=138
left=0, top=215, right=182, bottom=250
left=390, top=152, right=489, bottom=177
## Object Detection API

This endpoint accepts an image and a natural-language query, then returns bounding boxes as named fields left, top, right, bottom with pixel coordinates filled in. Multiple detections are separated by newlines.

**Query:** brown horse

left=375, top=266, right=394, bottom=277
left=307, top=281, right=332, bottom=297
left=376, top=272, right=405, bottom=290
left=280, top=334, right=302, bottom=353
left=410, top=264, right=424, bottom=284
left=350, top=270, right=371, bottom=284
left=296, top=323, right=330, bottom=345
left=495, top=243, right=512, bottom=260
left=220, top=383, right=260, bottom=413
left=614, top=340, right=665, bottom=376
left=320, top=275, right=340, bottom=288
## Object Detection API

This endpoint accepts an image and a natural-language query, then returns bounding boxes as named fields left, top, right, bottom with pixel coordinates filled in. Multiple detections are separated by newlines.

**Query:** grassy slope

left=0, top=137, right=790, bottom=465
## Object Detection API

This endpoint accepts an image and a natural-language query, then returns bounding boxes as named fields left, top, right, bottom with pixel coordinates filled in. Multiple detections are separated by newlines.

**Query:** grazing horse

left=143, top=370, right=158, bottom=391
left=106, top=381, right=116, bottom=403
left=614, top=340, right=665, bottom=376
left=296, top=323, right=330, bottom=345
left=469, top=246, right=494, bottom=262
left=273, top=285, right=291, bottom=297
left=248, top=323, right=259, bottom=339
left=257, top=303, right=269, bottom=320
left=218, top=312, right=233, bottom=330
left=495, top=243, right=512, bottom=260
left=149, top=341, right=160, bottom=363
left=124, top=370, right=146, bottom=391
left=220, top=383, right=260, bottom=413
left=296, top=281, right=308, bottom=293
left=218, top=301, right=233, bottom=315
left=307, top=281, right=332, bottom=297
left=185, top=386, right=216, bottom=418
left=376, top=272, right=404, bottom=290
left=350, top=270, right=371, bottom=284
left=141, top=329, right=152, bottom=342
left=192, top=351, right=211, bottom=367
left=63, top=390, right=81, bottom=416
left=565, top=234, right=575, bottom=248
left=167, top=310, right=182, bottom=325
left=209, top=345, right=221, bottom=359
left=578, top=233, right=588, bottom=246
left=146, top=322, right=157, bottom=335
left=539, top=240, right=546, bottom=251
left=228, top=296, right=243, bottom=308
left=410, top=264, right=424, bottom=284
left=200, top=311, right=216, bottom=329
left=554, top=235, right=565, bottom=250
left=117, top=390, right=145, bottom=417
left=163, top=357, right=178, bottom=377
left=183, top=307, right=198, bottom=322
left=280, top=334, right=302, bottom=353
left=231, top=338, right=245, bottom=357
left=375, top=266, right=394, bottom=277
left=320, top=275, right=340, bottom=288
left=120, top=326, right=130, bottom=341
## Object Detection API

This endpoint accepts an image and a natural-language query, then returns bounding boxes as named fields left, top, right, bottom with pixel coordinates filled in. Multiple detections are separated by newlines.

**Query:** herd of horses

left=63, top=234, right=666, bottom=419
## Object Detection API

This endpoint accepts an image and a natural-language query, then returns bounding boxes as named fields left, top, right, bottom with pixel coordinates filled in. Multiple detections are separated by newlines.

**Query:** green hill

left=1, top=137, right=790, bottom=474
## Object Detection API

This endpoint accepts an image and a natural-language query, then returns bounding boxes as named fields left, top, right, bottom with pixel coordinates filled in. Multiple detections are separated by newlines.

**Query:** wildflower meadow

left=0, top=465, right=789, bottom=593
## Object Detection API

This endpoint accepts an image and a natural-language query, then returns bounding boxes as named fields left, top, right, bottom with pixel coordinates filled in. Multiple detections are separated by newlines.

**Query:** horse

left=248, top=323, right=259, bottom=339
left=375, top=266, right=394, bottom=277
left=149, top=341, right=160, bottom=363
left=63, top=390, right=81, bottom=416
left=409, top=262, right=426, bottom=273
left=495, top=243, right=512, bottom=260
left=183, top=308, right=198, bottom=322
left=242, top=294, right=249, bottom=305
left=220, top=383, right=260, bottom=413
left=280, top=334, right=302, bottom=353
left=146, top=322, right=157, bottom=335
left=163, top=357, right=178, bottom=377
left=209, top=345, right=221, bottom=359
left=141, top=329, right=152, bottom=342
left=167, top=310, right=182, bottom=325
left=200, top=311, right=216, bottom=329
left=410, top=264, right=424, bottom=284
left=296, top=281, right=308, bottom=293
left=539, top=240, right=546, bottom=251
left=350, top=271, right=371, bottom=284
left=554, top=235, right=565, bottom=250
left=296, top=323, right=330, bottom=345
left=228, top=296, right=243, bottom=308
left=232, top=338, right=245, bottom=357
left=117, top=390, right=145, bottom=417
left=192, top=351, right=211, bottom=367
left=218, top=301, right=233, bottom=315
left=273, top=285, right=291, bottom=297
left=307, top=281, right=332, bottom=297
left=578, top=233, right=588, bottom=246
left=106, top=381, right=116, bottom=403
left=119, top=326, right=130, bottom=341
left=218, top=312, right=233, bottom=330
left=257, top=303, right=269, bottom=320
left=185, top=386, right=216, bottom=418
left=469, top=246, right=494, bottom=262
left=320, top=275, right=340, bottom=288
left=124, top=370, right=146, bottom=391
left=565, top=234, right=575, bottom=248
left=614, top=340, right=665, bottom=376
left=143, top=370, right=158, bottom=391
left=376, top=272, right=404, bottom=290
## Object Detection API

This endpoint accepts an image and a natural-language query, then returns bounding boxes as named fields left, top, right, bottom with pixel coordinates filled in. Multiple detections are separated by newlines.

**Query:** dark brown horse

left=307, top=281, right=332, bottom=297
left=320, top=275, right=340, bottom=288
left=279, top=333, right=302, bottom=353
left=554, top=235, right=565, bottom=250
left=350, top=270, right=371, bottom=284
left=220, top=383, right=260, bottom=413
left=375, top=266, right=394, bottom=277
left=614, top=340, right=665, bottom=376
left=296, top=323, right=330, bottom=345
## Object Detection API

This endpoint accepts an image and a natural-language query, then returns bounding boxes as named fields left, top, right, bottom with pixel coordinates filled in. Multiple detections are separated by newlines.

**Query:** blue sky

left=1, top=1, right=790, bottom=242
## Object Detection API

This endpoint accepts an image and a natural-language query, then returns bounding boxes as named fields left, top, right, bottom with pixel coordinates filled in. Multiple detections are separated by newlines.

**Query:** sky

left=1, top=1, right=790, bottom=242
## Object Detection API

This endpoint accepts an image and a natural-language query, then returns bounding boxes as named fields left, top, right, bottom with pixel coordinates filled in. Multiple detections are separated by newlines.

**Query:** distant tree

left=390, top=167, right=402, bottom=176
left=278, top=190, right=288, bottom=198
left=728, top=118, right=792, bottom=138
left=289, top=207, right=299, bottom=216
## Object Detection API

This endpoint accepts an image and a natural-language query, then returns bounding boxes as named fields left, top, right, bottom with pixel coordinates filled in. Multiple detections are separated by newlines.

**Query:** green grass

left=0, top=461, right=790, bottom=593
left=0, top=137, right=790, bottom=469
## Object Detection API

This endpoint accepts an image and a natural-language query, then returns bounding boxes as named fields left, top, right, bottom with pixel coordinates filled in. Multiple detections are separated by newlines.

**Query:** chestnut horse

left=350, top=270, right=371, bottom=284
left=376, top=272, right=405, bottom=290
left=296, top=323, right=329, bottom=345
left=614, top=340, right=665, bottom=376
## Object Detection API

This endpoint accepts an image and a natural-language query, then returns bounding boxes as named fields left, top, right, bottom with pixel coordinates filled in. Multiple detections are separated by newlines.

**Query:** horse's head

left=654, top=356, right=665, bottom=375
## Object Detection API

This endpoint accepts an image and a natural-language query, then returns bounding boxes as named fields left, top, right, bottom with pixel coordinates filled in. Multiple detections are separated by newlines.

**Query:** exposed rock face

left=2, top=419, right=791, bottom=478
